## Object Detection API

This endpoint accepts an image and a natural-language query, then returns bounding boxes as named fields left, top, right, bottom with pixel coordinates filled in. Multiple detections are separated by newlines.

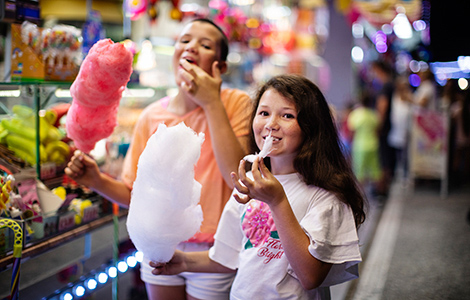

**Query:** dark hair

left=248, top=74, right=367, bottom=227
left=371, top=60, right=394, bottom=77
left=189, top=18, right=229, bottom=62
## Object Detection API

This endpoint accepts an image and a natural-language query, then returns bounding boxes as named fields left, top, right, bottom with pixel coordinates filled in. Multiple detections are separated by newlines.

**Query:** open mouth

left=181, top=58, right=197, bottom=65
left=265, top=136, right=280, bottom=142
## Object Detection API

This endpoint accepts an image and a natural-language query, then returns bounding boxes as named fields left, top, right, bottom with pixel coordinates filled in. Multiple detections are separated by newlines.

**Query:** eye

left=258, top=110, right=269, bottom=116
left=202, top=44, right=212, bottom=50
left=283, top=113, right=296, bottom=119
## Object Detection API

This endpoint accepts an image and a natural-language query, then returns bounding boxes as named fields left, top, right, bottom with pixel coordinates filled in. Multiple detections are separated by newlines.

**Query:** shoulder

left=221, top=89, right=251, bottom=108
left=140, top=97, right=168, bottom=116
left=221, top=88, right=250, bottom=100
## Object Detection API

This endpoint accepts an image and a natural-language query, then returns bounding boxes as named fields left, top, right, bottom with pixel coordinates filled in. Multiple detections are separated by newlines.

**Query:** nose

left=184, top=40, right=198, bottom=53
left=265, top=116, right=280, bottom=131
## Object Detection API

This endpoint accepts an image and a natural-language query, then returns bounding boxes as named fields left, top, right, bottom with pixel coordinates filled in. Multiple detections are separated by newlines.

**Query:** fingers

left=211, top=61, right=221, bottom=80
left=258, top=159, right=271, bottom=179
left=231, top=170, right=249, bottom=195
left=251, top=158, right=262, bottom=181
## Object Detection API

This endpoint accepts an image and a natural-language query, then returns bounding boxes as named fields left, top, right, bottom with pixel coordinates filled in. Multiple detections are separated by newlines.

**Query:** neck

left=269, top=156, right=296, bottom=175
left=167, top=92, right=199, bottom=115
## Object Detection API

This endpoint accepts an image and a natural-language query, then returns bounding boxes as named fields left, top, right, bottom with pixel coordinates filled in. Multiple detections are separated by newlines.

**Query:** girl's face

left=173, top=21, right=221, bottom=85
left=253, top=89, right=304, bottom=163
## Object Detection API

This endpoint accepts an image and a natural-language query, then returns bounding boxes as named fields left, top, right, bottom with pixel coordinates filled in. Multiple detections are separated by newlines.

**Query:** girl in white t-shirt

left=151, top=74, right=367, bottom=299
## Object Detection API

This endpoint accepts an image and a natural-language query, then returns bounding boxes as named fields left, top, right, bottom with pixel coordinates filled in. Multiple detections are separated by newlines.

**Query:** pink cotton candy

left=66, top=38, right=133, bottom=153
left=66, top=101, right=118, bottom=153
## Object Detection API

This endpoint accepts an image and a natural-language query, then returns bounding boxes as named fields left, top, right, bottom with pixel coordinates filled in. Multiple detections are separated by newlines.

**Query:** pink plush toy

left=66, top=39, right=133, bottom=153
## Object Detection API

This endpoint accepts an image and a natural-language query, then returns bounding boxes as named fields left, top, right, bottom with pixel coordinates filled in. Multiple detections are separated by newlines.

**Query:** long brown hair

left=248, top=74, right=367, bottom=227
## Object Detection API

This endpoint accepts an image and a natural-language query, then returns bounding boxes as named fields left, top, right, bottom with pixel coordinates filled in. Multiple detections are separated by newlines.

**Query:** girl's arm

left=65, top=151, right=132, bottom=207
left=179, top=60, right=249, bottom=188
left=231, top=159, right=332, bottom=290
left=150, top=250, right=236, bottom=275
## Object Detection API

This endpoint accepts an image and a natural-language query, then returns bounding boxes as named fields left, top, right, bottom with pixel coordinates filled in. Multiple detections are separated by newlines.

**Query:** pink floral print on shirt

left=242, top=200, right=278, bottom=249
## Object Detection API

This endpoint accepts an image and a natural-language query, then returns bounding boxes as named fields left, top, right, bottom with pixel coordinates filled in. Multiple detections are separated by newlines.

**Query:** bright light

left=352, top=23, right=364, bottom=38
left=180, top=3, right=199, bottom=12
left=135, top=251, right=144, bottom=263
left=391, top=7, right=413, bottom=39
left=374, top=31, right=387, bottom=53
left=60, top=292, right=73, bottom=300
left=85, top=278, right=98, bottom=290
left=409, top=73, right=420, bottom=87
left=457, top=56, right=470, bottom=72
left=351, top=46, right=364, bottom=63
left=263, top=6, right=291, bottom=20
left=458, top=78, right=469, bottom=90
left=409, top=60, right=420, bottom=73
left=0, top=90, right=21, bottom=97
left=73, top=285, right=85, bottom=297
left=118, top=261, right=129, bottom=273
left=108, top=266, right=117, bottom=278
left=381, top=24, right=393, bottom=35
left=413, top=20, right=426, bottom=31
left=127, top=256, right=138, bottom=268
left=54, top=89, right=71, bottom=98
left=227, top=52, right=241, bottom=64
left=97, top=272, right=108, bottom=284
left=230, top=0, right=255, bottom=5
left=376, top=41, right=387, bottom=53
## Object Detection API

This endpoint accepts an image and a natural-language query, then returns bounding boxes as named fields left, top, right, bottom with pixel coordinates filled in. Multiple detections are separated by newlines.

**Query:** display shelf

left=0, top=209, right=129, bottom=298
left=0, top=209, right=127, bottom=270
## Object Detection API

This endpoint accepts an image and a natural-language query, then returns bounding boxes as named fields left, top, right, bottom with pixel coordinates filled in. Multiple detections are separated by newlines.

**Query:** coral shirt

left=121, top=89, right=252, bottom=243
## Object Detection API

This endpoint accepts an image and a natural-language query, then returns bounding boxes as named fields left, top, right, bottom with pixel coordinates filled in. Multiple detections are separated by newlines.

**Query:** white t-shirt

left=388, top=94, right=411, bottom=149
left=414, top=80, right=437, bottom=110
left=209, top=173, right=362, bottom=300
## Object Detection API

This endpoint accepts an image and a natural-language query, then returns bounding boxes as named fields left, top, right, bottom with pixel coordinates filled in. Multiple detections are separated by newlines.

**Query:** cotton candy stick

left=243, top=131, right=274, bottom=163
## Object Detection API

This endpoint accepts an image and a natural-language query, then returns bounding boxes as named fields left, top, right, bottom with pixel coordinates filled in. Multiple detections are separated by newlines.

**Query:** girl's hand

left=64, top=150, right=101, bottom=188
left=230, top=158, right=286, bottom=207
left=179, top=60, right=222, bottom=109
left=150, top=250, right=186, bottom=276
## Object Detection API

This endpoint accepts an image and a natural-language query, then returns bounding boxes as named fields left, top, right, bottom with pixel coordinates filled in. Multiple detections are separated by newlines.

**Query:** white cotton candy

left=126, top=122, right=205, bottom=263
left=243, top=131, right=274, bottom=163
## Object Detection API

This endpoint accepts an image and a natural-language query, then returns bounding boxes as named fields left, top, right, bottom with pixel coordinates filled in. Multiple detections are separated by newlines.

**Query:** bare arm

left=231, top=159, right=332, bottom=290
left=150, top=250, right=236, bottom=275
left=64, top=150, right=132, bottom=207
left=179, top=60, right=248, bottom=188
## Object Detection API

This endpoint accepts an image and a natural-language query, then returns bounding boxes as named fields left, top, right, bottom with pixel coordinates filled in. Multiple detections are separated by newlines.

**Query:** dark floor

left=347, top=178, right=470, bottom=300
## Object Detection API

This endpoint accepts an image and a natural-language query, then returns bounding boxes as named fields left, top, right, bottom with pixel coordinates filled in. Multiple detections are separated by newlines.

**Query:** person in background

left=338, top=101, right=355, bottom=162
left=150, top=74, right=367, bottom=300
left=65, top=18, right=252, bottom=300
left=370, top=60, right=396, bottom=197
left=414, top=68, right=437, bottom=110
left=388, top=76, right=413, bottom=183
left=348, top=91, right=381, bottom=192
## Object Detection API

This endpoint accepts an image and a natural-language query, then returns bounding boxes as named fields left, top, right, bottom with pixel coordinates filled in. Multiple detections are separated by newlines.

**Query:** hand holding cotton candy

left=243, top=131, right=274, bottom=163
left=126, top=122, right=205, bottom=263
left=66, top=39, right=133, bottom=153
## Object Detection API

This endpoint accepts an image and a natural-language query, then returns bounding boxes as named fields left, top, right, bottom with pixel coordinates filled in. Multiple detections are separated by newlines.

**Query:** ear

left=218, top=61, right=228, bottom=74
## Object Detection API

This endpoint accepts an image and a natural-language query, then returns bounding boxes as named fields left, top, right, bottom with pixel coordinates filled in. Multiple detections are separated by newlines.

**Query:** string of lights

left=41, top=250, right=143, bottom=300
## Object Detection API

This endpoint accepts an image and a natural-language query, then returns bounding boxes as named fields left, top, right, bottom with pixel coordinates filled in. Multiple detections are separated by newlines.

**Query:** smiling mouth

left=264, top=136, right=280, bottom=141
left=181, top=58, right=196, bottom=65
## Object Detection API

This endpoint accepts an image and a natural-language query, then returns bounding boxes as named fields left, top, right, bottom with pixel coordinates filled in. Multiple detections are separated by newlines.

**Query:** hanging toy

left=169, top=0, right=182, bottom=21
left=125, top=0, right=148, bottom=21
left=0, top=178, right=13, bottom=215
left=148, top=0, right=159, bottom=22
